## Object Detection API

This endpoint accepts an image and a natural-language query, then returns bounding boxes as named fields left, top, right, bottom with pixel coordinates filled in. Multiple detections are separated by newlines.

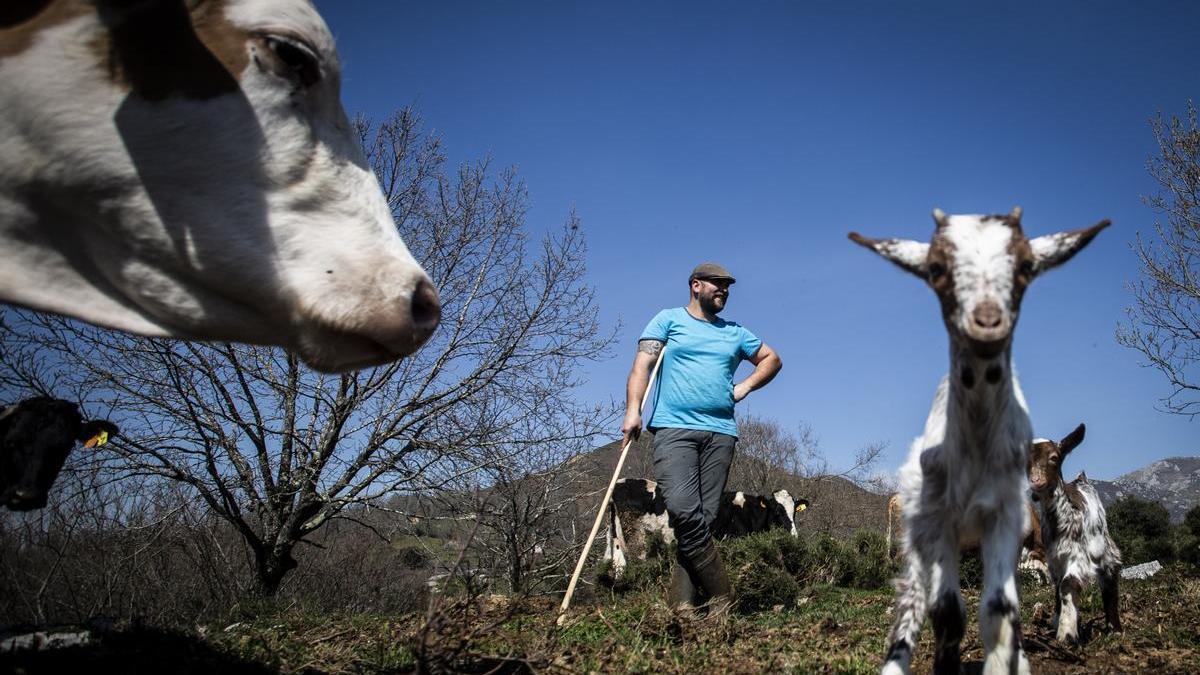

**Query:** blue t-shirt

left=640, top=307, right=762, bottom=437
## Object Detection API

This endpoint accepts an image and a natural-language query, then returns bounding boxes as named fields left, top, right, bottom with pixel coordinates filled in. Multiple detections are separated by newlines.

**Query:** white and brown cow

left=0, top=1, right=439, bottom=373
left=603, top=478, right=807, bottom=578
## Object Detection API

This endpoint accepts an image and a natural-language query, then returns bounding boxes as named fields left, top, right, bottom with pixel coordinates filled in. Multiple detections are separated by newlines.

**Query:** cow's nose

left=411, top=279, right=440, bottom=335
left=361, top=277, right=441, bottom=357
left=10, top=488, right=38, bottom=505
left=972, top=302, right=1003, bottom=329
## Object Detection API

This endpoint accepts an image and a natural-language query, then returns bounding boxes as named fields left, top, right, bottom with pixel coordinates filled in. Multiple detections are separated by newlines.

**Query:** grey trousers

left=651, top=427, right=737, bottom=559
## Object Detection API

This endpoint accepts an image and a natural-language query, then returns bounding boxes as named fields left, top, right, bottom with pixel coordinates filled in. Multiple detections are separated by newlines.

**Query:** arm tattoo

left=637, top=339, right=664, bottom=356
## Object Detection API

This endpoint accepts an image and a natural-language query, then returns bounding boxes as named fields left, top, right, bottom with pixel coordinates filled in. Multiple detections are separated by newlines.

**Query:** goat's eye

left=928, top=262, right=946, bottom=281
left=1019, top=259, right=1035, bottom=277
left=264, top=36, right=321, bottom=88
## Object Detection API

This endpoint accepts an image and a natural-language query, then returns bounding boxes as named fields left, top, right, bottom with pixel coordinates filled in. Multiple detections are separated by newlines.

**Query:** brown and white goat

left=1028, top=424, right=1122, bottom=644
left=851, top=207, right=1107, bottom=675
left=0, top=1, right=439, bottom=373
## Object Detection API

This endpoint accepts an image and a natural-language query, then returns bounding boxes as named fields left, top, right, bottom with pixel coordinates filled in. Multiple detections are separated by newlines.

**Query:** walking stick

left=557, top=347, right=666, bottom=626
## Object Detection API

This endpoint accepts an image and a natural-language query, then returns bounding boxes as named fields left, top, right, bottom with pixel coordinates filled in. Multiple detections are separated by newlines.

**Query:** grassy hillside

left=5, top=532, right=1197, bottom=674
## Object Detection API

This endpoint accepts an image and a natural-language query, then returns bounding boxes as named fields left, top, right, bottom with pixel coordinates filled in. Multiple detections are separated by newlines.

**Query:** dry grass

left=3, top=565, right=1197, bottom=674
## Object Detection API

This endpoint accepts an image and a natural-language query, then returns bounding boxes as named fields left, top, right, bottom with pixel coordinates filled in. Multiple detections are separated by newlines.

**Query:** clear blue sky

left=315, top=1, right=1198, bottom=482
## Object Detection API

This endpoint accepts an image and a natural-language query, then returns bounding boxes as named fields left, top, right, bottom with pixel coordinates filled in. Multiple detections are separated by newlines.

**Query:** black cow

left=714, top=489, right=803, bottom=538
left=603, top=478, right=808, bottom=578
left=1, top=397, right=118, bottom=511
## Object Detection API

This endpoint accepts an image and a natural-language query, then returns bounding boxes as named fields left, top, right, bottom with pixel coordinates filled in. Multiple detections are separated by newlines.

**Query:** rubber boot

left=668, top=557, right=699, bottom=617
left=690, top=539, right=733, bottom=617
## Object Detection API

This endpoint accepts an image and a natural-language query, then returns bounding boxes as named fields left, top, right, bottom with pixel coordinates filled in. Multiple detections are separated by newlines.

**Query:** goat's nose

left=972, top=302, right=1003, bottom=329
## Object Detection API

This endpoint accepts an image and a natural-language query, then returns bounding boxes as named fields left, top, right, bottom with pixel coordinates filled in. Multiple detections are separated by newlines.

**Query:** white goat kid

left=850, top=207, right=1107, bottom=675
left=1028, top=424, right=1122, bottom=644
left=0, top=0, right=439, bottom=373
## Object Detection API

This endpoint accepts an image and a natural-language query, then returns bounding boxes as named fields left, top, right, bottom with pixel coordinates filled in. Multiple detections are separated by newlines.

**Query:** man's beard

left=699, top=293, right=726, bottom=315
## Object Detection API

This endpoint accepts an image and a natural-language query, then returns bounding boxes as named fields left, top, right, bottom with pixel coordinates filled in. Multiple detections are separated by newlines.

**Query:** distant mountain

left=1088, top=457, right=1200, bottom=524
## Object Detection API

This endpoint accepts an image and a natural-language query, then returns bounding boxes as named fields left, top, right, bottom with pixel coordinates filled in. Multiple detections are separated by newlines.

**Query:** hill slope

left=1090, top=457, right=1200, bottom=523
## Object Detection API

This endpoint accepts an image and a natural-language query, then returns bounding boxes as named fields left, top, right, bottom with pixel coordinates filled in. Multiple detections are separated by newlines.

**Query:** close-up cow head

left=0, top=1, right=439, bottom=372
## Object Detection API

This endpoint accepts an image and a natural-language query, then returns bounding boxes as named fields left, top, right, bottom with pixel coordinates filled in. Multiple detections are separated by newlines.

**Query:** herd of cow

left=602, top=477, right=807, bottom=579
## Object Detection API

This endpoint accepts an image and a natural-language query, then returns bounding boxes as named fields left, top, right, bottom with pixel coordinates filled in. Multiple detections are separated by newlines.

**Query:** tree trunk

left=252, top=546, right=298, bottom=597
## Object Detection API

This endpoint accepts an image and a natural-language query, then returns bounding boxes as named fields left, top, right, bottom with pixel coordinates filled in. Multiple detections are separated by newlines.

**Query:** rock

left=1120, top=560, right=1163, bottom=580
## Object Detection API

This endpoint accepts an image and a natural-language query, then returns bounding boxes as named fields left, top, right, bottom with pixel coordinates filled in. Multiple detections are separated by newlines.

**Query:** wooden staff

left=556, top=347, right=666, bottom=625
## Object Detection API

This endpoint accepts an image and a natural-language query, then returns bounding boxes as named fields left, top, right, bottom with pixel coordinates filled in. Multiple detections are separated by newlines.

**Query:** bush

left=736, top=561, right=801, bottom=613
left=1185, top=505, right=1200, bottom=538
left=598, top=528, right=894, bottom=612
left=1179, top=533, right=1200, bottom=571
left=398, top=546, right=432, bottom=570
left=1108, top=496, right=1176, bottom=564
left=720, top=528, right=893, bottom=613
left=847, top=530, right=891, bottom=590
left=595, top=532, right=671, bottom=593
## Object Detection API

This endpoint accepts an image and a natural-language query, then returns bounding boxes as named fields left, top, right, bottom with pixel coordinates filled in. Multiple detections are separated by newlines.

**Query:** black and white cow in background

left=603, top=478, right=808, bottom=578
left=1, top=397, right=118, bottom=511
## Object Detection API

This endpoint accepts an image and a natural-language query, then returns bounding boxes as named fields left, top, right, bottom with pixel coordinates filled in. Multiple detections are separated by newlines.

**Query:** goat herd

left=0, top=3, right=1137, bottom=674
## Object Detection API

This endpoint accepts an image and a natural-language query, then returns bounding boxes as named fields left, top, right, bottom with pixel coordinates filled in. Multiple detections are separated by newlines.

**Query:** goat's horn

left=1009, top=206, right=1023, bottom=221
left=932, top=208, right=949, bottom=228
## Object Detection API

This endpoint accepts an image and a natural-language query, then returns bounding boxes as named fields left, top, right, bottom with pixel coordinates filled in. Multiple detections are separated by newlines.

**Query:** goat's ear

left=1029, top=220, right=1110, bottom=274
left=1058, top=423, right=1086, bottom=456
left=847, top=233, right=929, bottom=278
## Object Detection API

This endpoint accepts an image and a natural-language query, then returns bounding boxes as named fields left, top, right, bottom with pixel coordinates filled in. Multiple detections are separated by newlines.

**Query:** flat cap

left=689, top=262, right=736, bottom=284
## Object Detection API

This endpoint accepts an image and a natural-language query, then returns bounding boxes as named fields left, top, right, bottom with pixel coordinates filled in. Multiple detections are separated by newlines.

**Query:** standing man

left=621, top=262, right=782, bottom=615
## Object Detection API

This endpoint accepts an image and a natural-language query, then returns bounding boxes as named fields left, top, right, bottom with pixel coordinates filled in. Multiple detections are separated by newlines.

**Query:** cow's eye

left=264, top=36, right=321, bottom=88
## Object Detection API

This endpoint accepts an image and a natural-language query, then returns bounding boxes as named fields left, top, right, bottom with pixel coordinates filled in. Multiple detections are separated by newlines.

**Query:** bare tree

left=466, top=422, right=604, bottom=596
left=727, top=414, right=885, bottom=493
left=0, top=107, right=616, bottom=596
left=1118, top=101, right=1200, bottom=417
left=728, top=413, right=801, bottom=494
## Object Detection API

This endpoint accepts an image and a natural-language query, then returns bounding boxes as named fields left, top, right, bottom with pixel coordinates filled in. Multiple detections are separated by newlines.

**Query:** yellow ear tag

left=84, top=430, right=109, bottom=448
left=796, top=504, right=807, bottom=512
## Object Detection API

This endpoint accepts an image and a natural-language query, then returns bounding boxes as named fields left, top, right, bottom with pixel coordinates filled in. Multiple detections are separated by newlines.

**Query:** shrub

left=735, top=561, right=801, bottom=613
left=1185, top=505, right=1200, bottom=538
left=1179, top=532, right=1200, bottom=571
left=595, top=533, right=671, bottom=593
left=847, top=530, right=891, bottom=589
left=1108, top=496, right=1175, bottom=564
left=398, top=546, right=432, bottom=570
left=722, top=528, right=892, bottom=607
